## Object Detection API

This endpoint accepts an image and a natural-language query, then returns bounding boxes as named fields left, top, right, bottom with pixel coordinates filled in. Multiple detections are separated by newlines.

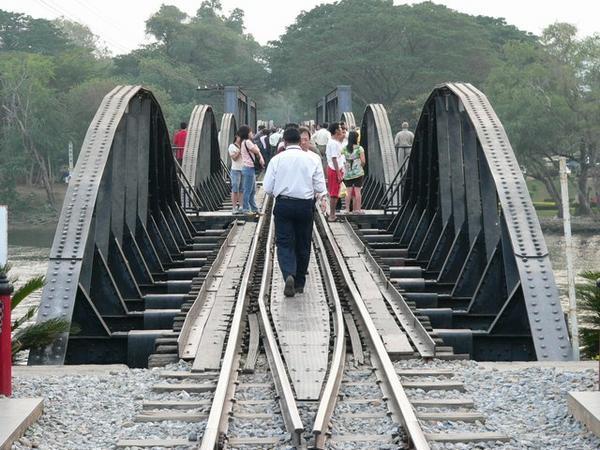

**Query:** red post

left=0, top=271, right=12, bottom=396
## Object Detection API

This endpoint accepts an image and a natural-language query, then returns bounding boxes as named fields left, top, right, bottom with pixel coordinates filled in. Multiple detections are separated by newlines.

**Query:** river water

left=6, top=224, right=600, bottom=344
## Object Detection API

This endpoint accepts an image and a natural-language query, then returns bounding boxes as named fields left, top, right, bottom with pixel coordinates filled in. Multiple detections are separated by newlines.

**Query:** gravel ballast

left=396, top=359, right=600, bottom=450
left=5, top=360, right=599, bottom=449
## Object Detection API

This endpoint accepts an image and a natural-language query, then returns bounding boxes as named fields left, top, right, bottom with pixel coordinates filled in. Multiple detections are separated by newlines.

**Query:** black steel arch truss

left=28, top=86, right=221, bottom=365
left=359, top=104, right=399, bottom=209
left=341, top=111, right=356, bottom=129
left=393, top=82, right=571, bottom=361
left=181, top=105, right=229, bottom=212
left=218, top=112, right=237, bottom=166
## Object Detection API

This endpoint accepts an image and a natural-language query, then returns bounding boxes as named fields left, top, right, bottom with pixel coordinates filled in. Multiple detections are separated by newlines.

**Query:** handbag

left=339, top=182, right=347, bottom=198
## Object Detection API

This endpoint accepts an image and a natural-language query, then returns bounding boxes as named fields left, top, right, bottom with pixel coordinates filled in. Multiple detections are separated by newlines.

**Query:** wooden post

left=559, top=157, right=580, bottom=360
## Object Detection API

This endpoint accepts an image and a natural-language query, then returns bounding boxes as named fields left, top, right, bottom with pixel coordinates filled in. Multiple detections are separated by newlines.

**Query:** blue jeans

left=230, top=169, right=242, bottom=193
left=241, top=166, right=258, bottom=212
left=274, top=197, right=314, bottom=288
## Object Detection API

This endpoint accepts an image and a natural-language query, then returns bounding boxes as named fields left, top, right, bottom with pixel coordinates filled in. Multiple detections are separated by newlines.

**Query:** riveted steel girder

left=28, top=86, right=205, bottom=365
left=396, top=82, right=572, bottom=361
left=359, top=104, right=399, bottom=209
left=218, top=113, right=237, bottom=166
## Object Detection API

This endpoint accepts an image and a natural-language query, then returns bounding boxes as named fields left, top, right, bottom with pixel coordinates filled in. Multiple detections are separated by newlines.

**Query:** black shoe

left=295, top=287, right=304, bottom=294
left=284, top=275, right=295, bottom=297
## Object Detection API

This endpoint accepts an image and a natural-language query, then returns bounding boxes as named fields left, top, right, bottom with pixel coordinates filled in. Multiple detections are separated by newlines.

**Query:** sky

left=3, top=0, right=599, bottom=55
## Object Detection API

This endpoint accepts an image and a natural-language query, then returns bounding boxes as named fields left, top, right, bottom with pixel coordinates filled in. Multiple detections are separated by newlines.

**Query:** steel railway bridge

left=26, top=82, right=573, bottom=449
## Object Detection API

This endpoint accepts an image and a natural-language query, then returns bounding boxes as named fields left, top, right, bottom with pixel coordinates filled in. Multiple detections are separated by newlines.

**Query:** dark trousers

left=274, top=197, right=314, bottom=288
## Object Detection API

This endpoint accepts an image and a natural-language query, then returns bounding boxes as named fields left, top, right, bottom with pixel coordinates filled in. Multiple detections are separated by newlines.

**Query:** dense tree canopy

left=268, top=0, right=533, bottom=128
left=486, top=23, right=600, bottom=215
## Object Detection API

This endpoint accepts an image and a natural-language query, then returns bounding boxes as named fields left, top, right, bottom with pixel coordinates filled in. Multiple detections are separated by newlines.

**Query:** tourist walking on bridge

left=228, top=131, right=243, bottom=214
left=394, top=121, right=414, bottom=164
left=239, top=125, right=265, bottom=215
left=173, top=122, right=187, bottom=165
left=264, top=127, right=326, bottom=297
left=342, top=131, right=366, bottom=214
left=313, top=122, right=330, bottom=171
left=326, top=122, right=346, bottom=221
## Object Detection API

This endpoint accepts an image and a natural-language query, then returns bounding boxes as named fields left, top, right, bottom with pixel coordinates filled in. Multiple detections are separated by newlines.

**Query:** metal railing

left=381, top=153, right=411, bottom=213
left=174, top=159, right=205, bottom=212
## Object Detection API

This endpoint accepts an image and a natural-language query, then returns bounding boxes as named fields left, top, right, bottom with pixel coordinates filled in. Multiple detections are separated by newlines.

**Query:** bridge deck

left=271, top=246, right=330, bottom=400
left=329, top=222, right=413, bottom=357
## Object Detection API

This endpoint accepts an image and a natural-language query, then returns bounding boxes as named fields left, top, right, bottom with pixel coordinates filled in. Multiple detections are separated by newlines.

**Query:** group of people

left=172, top=118, right=413, bottom=298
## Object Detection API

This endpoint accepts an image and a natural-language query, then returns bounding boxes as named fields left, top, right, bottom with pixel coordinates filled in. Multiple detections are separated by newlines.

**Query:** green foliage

left=577, top=271, right=600, bottom=359
left=0, top=10, right=70, bottom=55
left=268, top=0, right=532, bottom=128
left=0, top=264, right=70, bottom=361
left=533, top=201, right=558, bottom=211
left=12, top=318, right=73, bottom=359
left=486, top=23, right=600, bottom=216
left=11, top=275, right=44, bottom=311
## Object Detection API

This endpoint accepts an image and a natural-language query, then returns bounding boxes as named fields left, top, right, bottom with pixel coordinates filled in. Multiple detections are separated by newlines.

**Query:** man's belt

left=277, top=195, right=311, bottom=201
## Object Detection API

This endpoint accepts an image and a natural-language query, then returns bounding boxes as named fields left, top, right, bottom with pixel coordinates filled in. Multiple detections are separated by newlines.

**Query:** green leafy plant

left=576, top=270, right=600, bottom=359
left=1, top=264, right=72, bottom=360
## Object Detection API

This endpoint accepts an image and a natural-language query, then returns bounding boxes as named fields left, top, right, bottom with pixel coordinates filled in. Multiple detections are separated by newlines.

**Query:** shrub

left=577, top=271, right=600, bottom=359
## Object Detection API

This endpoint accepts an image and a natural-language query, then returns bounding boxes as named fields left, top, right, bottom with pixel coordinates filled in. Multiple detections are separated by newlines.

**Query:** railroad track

left=116, top=192, right=511, bottom=449
left=318, top=213, right=511, bottom=449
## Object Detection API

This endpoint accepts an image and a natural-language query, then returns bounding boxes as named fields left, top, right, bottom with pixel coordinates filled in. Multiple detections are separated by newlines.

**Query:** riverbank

left=7, top=187, right=600, bottom=235
left=540, top=216, right=600, bottom=234
left=7, top=184, right=66, bottom=229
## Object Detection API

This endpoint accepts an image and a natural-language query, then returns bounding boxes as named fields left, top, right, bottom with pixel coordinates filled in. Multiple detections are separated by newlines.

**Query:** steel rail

left=177, top=220, right=238, bottom=358
left=344, top=222, right=436, bottom=358
left=316, top=212, right=430, bottom=450
left=255, top=216, right=304, bottom=448
left=199, top=196, right=271, bottom=450
left=311, top=223, right=346, bottom=449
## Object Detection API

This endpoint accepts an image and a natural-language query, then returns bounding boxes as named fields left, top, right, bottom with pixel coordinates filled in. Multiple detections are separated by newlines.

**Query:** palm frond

left=11, top=305, right=38, bottom=331
left=0, top=263, right=18, bottom=285
left=11, top=275, right=45, bottom=310
left=11, top=318, right=71, bottom=359
left=577, top=270, right=600, bottom=359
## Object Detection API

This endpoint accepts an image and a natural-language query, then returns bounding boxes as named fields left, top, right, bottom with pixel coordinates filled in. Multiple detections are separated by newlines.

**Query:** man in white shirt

left=313, top=122, right=330, bottom=153
left=264, top=127, right=326, bottom=297
left=394, top=121, right=414, bottom=164
left=269, top=127, right=282, bottom=155
left=325, top=122, right=346, bottom=221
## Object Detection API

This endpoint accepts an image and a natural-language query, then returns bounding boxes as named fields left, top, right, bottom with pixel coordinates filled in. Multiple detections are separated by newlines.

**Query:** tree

left=0, top=10, right=69, bottom=55
left=196, top=0, right=223, bottom=20
left=145, top=5, right=187, bottom=52
left=268, top=0, right=531, bottom=129
left=486, top=24, right=600, bottom=216
left=53, top=18, right=108, bottom=56
left=0, top=52, right=62, bottom=207
left=225, top=8, right=245, bottom=34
